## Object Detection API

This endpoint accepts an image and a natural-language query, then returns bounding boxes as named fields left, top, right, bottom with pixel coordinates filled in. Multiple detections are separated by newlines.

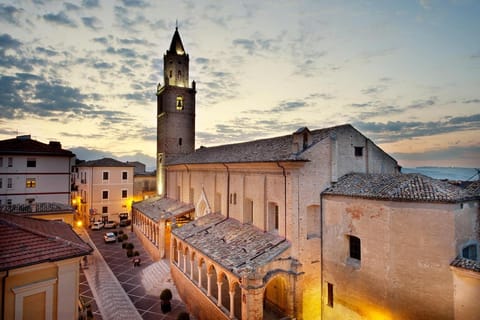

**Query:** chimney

left=49, top=141, right=61, bottom=149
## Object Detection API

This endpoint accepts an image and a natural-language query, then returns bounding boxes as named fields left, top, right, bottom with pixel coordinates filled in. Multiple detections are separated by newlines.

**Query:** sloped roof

left=464, top=180, right=480, bottom=196
left=167, top=124, right=348, bottom=165
left=132, top=196, right=194, bottom=222
left=450, top=257, right=480, bottom=273
left=173, top=213, right=291, bottom=277
left=324, top=173, right=478, bottom=203
left=77, top=157, right=135, bottom=167
left=0, top=135, right=74, bottom=157
left=168, top=27, right=185, bottom=55
left=0, top=202, right=74, bottom=215
left=0, top=213, right=92, bottom=271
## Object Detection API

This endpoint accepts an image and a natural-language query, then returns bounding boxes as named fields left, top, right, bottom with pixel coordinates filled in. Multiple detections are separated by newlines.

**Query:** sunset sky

left=1, top=0, right=479, bottom=170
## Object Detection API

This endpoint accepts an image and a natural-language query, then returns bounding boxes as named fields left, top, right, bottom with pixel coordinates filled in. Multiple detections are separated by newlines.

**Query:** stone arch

left=209, top=264, right=219, bottom=300
left=263, top=273, right=290, bottom=319
left=218, top=272, right=230, bottom=311
left=199, top=258, right=208, bottom=291
left=231, top=281, right=242, bottom=320
left=177, top=242, right=184, bottom=268
left=172, top=238, right=178, bottom=264
left=184, top=246, right=191, bottom=275
left=192, top=251, right=199, bottom=281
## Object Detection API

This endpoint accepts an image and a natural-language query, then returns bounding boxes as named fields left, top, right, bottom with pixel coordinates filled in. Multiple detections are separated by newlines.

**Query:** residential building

left=0, top=135, right=75, bottom=206
left=73, top=158, right=134, bottom=226
left=127, top=161, right=156, bottom=202
left=0, top=213, right=92, bottom=320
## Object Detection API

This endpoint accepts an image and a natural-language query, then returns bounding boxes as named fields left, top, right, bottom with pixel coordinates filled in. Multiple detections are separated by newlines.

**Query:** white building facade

left=0, top=135, right=75, bottom=206
left=73, top=158, right=134, bottom=226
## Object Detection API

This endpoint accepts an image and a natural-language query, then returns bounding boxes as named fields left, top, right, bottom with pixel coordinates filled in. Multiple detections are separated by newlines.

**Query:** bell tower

left=156, top=27, right=196, bottom=196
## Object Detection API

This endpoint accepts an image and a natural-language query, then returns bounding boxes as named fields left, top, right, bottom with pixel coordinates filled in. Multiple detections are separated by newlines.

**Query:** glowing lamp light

left=76, top=220, right=83, bottom=228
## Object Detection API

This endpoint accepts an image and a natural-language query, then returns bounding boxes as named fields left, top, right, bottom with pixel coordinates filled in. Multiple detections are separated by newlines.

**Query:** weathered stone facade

left=132, top=28, right=480, bottom=320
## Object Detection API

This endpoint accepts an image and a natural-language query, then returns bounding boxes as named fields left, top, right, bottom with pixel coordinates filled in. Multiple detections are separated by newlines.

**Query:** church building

left=132, top=28, right=479, bottom=320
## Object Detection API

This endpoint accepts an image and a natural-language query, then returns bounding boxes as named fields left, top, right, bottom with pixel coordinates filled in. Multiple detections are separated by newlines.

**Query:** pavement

left=77, top=225, right=191, bottom=320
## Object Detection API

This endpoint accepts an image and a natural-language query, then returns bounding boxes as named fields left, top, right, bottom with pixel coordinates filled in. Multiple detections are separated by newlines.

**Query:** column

left=182, top=251, right=187, bottom=272
left=207, top=270, right=212, bottom=297
left=229, top=289, right=235, bottom=319
left=190, top=257, right=194, bottom=280
left=197, top=263, right=202, bottom=287
left=217, top=279, right=223, bottom=307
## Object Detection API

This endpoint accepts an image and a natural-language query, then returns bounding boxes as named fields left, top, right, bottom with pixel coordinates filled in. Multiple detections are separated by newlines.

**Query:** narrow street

left=77, top=225, right=190, bottom=320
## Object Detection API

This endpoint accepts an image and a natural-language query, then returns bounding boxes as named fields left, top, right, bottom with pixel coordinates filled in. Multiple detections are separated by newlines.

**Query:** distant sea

left=401, top=167, right=479, bottom=181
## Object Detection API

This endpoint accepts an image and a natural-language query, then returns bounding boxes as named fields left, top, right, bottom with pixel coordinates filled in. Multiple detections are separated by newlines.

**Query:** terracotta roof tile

left=0, top=202, right=74, bottom=215
left=0, top=135, right=73, bottom=157
left=166, top=125, right=347, bottom=165
left=0, top=213, right=92, bottom=271
left=132, top=196, right=194, bottom=222
left=77, top=157, right=135, bottom=167
left=324, top=173, right=477, bottom=203
left=450, top=257, right=480, bottom=273
left=173, top=213, right=290, bottom=276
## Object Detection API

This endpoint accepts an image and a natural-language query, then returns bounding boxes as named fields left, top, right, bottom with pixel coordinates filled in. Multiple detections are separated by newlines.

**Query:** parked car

left=91, top=221, right=104, bottom=230
left=119, top=219, right=131, bottom=227
left=104, top=221, right=117, bottom=229
left=103, top=232, right=116, bottom=243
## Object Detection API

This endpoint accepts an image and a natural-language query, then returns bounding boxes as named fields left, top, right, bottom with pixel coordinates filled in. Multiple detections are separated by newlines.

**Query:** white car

left=91, top=221, right=104, bottom=230
left=104, top=221, right=117, bottom=229
left=103, top=232, right=116, bottom=243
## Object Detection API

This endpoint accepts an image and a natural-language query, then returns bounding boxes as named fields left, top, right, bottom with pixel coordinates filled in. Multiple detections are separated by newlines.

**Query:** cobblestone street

left=77, top=226, right=191, bottom=320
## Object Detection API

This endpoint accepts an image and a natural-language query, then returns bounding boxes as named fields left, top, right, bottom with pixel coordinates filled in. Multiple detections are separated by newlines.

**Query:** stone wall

left=322, top=196, right=458, bottom=319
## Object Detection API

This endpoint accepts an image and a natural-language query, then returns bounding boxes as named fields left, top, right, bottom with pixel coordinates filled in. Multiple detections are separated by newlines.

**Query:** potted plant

left=160, top=288, right=173, bottom=313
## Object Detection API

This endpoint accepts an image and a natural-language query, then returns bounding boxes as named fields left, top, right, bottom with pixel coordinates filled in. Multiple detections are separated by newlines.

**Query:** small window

left=327, top=283, right=334, bottom=307
left=102, top=206, right=108, bottom=214
left=122, top=171, right=128, bottom=180
left=178, top=70, right=181, bottom=77
left=102, top=190, right=109, bottom=199
left=179, top=138, right=182, bottom=146
left=354, top=146, right=363, bottom=157
left=27, top=158, right=36, bottom=167
left=349, top=235, right=361, bottom=260
left=463, top=244, right=477, bottom=261
left=26, top=178, right=36, bottom=188
left=8, top=157, right=13, bottom=167
left=0, top=157, right=3, bottom=167
left=0, top=178, right=2, bottom=188
left=122, top=189, right=127, bottom=198
left=169, top=70, right=172, bottom=78
left=7, top=178, right=12, bottom=188
left=268, top=202, right=279, bottom=232
left=244, top=198, right=253, bottom=224
left=103, top=171, right=109, bottom=180
left=176, top=96, right=184, bottom=110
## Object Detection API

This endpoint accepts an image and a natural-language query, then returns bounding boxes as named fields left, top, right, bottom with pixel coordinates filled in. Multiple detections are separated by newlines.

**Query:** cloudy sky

left=1, top=0, right=479, bottom=170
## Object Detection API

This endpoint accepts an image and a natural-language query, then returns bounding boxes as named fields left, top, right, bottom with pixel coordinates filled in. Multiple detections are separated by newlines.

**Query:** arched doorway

left=263, top=274, right=289, bottom=319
